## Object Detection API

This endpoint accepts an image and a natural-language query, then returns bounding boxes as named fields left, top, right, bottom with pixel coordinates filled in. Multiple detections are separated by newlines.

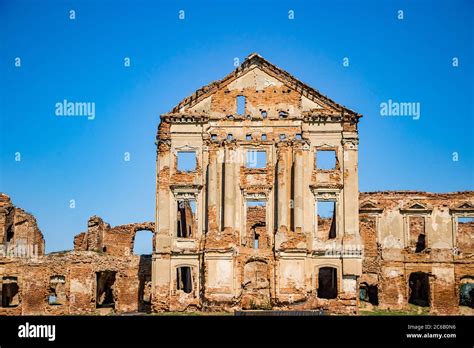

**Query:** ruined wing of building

left=1, top=54, right=473, bottom=315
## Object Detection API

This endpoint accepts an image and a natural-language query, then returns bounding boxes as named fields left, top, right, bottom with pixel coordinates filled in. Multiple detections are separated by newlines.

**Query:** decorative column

left=207, top=146, right=219, bottom=232
left=293, top=148, right=304, bottom=232
left=223, top=145, right=235, bottom=231
left=277, top=145, right=289, bottom=231
left=342, top=133, right=359, bottom=236
left=156, top=140, right=171, bottom=241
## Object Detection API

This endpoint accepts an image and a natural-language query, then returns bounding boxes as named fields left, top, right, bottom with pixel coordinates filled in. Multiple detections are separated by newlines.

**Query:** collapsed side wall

left=359, top=191, right=474, bottom=314
left=0, top=194, right=45, bottom=256
left=0, top=252, right=151, bottom=315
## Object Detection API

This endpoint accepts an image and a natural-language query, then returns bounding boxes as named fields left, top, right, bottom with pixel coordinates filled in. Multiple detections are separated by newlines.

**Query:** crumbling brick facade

left=0, top=54, right=472, bottom=315
left=0, top=193, right=44, bottom=258
left=359, top=191, right=474, bottom=314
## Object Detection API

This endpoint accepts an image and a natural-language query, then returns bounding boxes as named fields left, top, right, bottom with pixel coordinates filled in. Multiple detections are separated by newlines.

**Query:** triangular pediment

left=457, top=202, right=473, bottom=209
left=360, top=200, right=384, bottom=213
left=450, top=202, right=474, bottom=213
left=361, top=202, right=377, bottom=209
left=167, top=53, right=360, bottom=119
left=409, top=203, right=426, bottom=210
left=400, top=201, right=432, bottom=213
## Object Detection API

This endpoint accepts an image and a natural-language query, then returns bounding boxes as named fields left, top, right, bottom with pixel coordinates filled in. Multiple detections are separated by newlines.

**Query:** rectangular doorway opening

left=96, top=271, right=116, bottom=308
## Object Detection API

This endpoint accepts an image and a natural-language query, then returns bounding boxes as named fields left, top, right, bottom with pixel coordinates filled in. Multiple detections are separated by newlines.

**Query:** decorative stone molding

left=173, top=144, right=199, bottom=154
left=311, top=188, right=340, bottom=201
left=359, top=200, right=384, bottom=214
left=400, top=201, right=432, bottom=214
left=170, top=185, right=202, bottom=199
left=449, top=202, right=474, bottom=214
left=341, top=137, right=359, bottom=150
left=243, top=192, right=268, bottom=201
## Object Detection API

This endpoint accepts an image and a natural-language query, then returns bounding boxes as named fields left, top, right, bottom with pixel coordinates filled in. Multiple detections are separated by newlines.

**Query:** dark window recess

left=408, top=272, right=430, bottom=307
left=96, top=271, right=116, bottom=308
left=359, top=282, right=379, bottom=305
left=459, top=282, right=474, bottom=308
left=6, top=225, right=14, bottom=242
left=318, top=267, right=337, bottom=299
left=177, top=200, right=196, bottom=238
left=176, top=267, right=193, bottom=293
left=2, top=277, right=19, bottom=307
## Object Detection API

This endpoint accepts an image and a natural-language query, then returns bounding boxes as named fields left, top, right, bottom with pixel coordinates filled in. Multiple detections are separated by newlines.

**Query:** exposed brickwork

left=1, top=54, right=472, bottom=315
left=0, top=193, right=45, bottom=257
left=359, top=191, right=474, bottom=314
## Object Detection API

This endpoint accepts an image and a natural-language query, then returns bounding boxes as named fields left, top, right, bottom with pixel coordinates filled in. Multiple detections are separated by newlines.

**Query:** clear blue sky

left=1, top=0, right=473, bottom=253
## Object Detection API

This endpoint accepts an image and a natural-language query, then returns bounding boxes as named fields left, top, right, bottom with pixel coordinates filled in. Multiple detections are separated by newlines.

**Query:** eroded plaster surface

left=1, top=54, right=472, bottom=315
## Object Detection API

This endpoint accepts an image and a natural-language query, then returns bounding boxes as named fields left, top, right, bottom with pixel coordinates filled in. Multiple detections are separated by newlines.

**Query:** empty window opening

left=409, top=216, right=426, bottom=252
left=176, top=267, right=193, bottom=293
left=458, top=216, right=474, bottom=227
left=211, top=134, right=217, bottom=141
left=246, top=201, right=266, bottom=249
left=408, top=272, right=430, bottom=307
left=177, top=199, right=196, bottom=238
left=177, top=151, right=196, bottom=172
left=318, top=267, right=337, bottom=299
left=261, top=110, right=267, bottom=118
left=317, top=201, right=336, bottom=239
left=457, top=217, right=474, bottom=251
left=246, top=150, right=267, bottom=169
left=1, top=276, right=19, bottom=307
left=237, top=96, right=246, bottom=115
left=133, top=229, right=153, bottom=255
left=261, top=134, right=267, bottom=141
left=246, top=134, right=252, bottom=141
left=295, top=133, right=302, bottom=140
left=316, top=150, right=337, bottom=170
left=359, top=282, right=379, bottom=305
left=279, top=111, right=288, bottom=118
left=48, top=275, right=66, bottom=305
left=279, top=134, right=286, bottom=140
left=96, top=271, right=116, bottom=308
left=227, top=134, right=233, bottom=141
left=254, top=233, right=260, bottom=249
left=459, top=278, right=474, bottom=308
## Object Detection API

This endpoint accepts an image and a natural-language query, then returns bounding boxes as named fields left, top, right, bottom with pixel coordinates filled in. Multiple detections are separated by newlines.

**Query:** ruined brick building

left=1, top=54, right=473, bottom=315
